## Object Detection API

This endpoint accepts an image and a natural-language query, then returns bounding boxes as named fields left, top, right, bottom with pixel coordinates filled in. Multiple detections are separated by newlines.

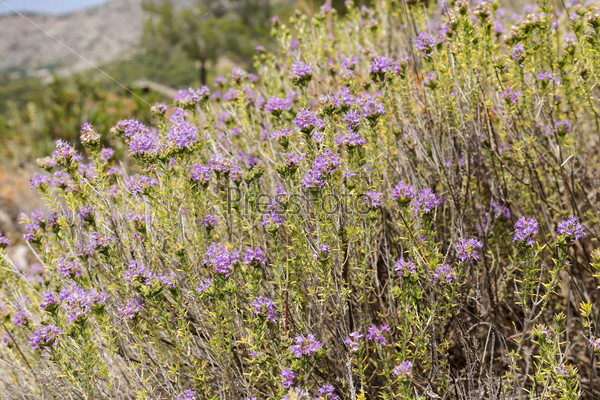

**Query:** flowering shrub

left=2, top=0, right=600, bottom=398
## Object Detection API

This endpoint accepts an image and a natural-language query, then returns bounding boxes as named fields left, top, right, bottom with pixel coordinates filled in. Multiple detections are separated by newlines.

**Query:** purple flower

left=114, top=119, right=149, bottom=138
left=174, top=87, right=209, bottom=107
left=370, top=56, right=392, bottom=80
left=23, top=220, right=40, bottom=243
left=394, top=257, right=416, bottom=277
left=0, top=232, right=10, bottom=249
left=344, top=331, right=362, bottom=352
left=265, top=96, right=292, bottom=116
left=176, top=389, right=197, bottom=400
left=301, top=150, right=341, bottom=190
left=364, top=191, right=384, bottom=208
left=59, top=283, right=107, bottom=323
left=167, top=117, right=199, bottom=151
left=12, top=309, right=29, bottom=327
left=251, top=296, right=279, bottom=322
left=499, top=88, right=521, bottom=104
left=270, top=127, right=293, bottom=148
left=120, top=298, right=143, bottom=320
left=392, top=361, right=412, bottom=380
left=189, top=163, right=212, bottom=187
left=295, top=109, right=324, bottom=134
left=203, top=243, right=239, bottom=277
left=39, top=291, right=59, bottom=312
left=556, top=216, right=585, bottom=242
left=51, top=140, right=77, bottom=166
left=281, top=368, right=296, bottom=389
left=231, top=67, right=247, bottom=83
left=78, top=206, right=95, bottom=223
left=336, top=131, right=366, bottom=148
left=244, top=247, right=266, bottom=266
left=30, top=174, right=52, bottom=190
left=511, top=43, right=525, bottom=61
left=589, top=337, right=600, bottom=351
left=202, top=215, right=219, bottom=231
left=554, top=120, right=571, bottom=135
left=317, top=383, right=339, bottom=400
left=80, top=123, right=100, bottom=147
left=129, top=128, right=159, bottom=157
left=455, top=238, right=483, bottom=263
left=415, top=31, right=438, bottom=54
left=335, top=86, right=356, bottom=109
left=513, top=216, right=538, bottom=246
left=56, top=257, right=82, bottom=278
left=313, top=244, right=331, bottom=261
left=358, top=94, right=385, bottom=123
left=290, top=62, right=313, bottom=86
left=391, top=180, right=415, bottom=206
left=126, top=175, right=158, bottom=195
left=537, top=325, right=553, bottom=344
left=289, top=334, right=322, bottom=358
left=367, top=324, right=390, bottom=345
left=196, top=278, right=213, bottom=294
left=413, top=187, right=439, bottom=213
left=343, top=109, right=363, bottom=132
left=433, top=263, right=455, bottom=284
left=29, top=324, right=62, bottom=349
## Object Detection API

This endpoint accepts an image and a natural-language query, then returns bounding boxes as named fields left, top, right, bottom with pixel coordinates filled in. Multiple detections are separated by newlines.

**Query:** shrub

left=1, top=0, right=600, bottom=398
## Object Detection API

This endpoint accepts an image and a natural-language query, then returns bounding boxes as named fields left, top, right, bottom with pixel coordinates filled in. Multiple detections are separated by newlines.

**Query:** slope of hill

left=0, top=0, right=142, bottom=78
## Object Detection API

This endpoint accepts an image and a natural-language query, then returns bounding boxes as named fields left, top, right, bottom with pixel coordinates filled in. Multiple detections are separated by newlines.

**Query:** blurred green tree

left=142, top=0, right=273, bottom=85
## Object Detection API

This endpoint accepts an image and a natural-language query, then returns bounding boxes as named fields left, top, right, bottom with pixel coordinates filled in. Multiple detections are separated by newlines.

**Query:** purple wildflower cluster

left=0, top=232, right=10, bottom=249
left=265, top=96, right=293, bottom=116
left=344, top=331, right=362, bottom=353
left=120, top=298, right=143, bottom=319
left=176, top=389, right=197, bottom=400
left=203, top=243, right=240, bottom=277
left=499, top=88, right=522, bottom=104
left=166, top=117, right=199, bottom=151
left=392, top=180, right=415, bottom=207
left=302, top=150, right=341, bottom=189
left=364, top=191, right=384, bottom=208
left=51, top=140, right=78, bottom=166
left=59, top=283, right=108, bottom=323
left=455, top=238, right=483, bottom=263
left=29, top=324, right=63, bottom=349
left=189, top=163, right=212, bottom=187
left=281, top=368, right=296, bottom=389
left=415, top=31, right=439, bottom=55
left=261, top=208, right=284, bottom=232
left=243, top=247, right=266, bottom=266
left=251, top=296, right=278, bottom=323
left=317, top=384, right=339, bottom=400
left=394, top=257, right=416, bottom=277
left=413, top=187, right=439, bottom=214
left=556, top=216, right=585, bottom=243
left=369, top=56, right=393, bottom=81
left=123, top=260, right=176, bottom=289
left=289, top=334, right=322, bottom=358
left=513, top=216, right=538, bottom=247
left=295, top=109, right=324, bottom=135
left=290, top=62, right=313, bottom=86
left=174, top=87, right=210, bottom=108
left=392, top=360, right=413, bottom=380
left=433, top=264, right=455, bottom=285
left=367, top=324, right=390, bottom=345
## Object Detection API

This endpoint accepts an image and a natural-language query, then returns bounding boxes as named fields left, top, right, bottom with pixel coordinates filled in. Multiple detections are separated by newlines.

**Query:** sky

left=0, top=0, right=111, bottom=15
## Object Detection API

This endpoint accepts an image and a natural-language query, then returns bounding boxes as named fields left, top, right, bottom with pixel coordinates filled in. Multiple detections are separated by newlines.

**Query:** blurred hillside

left=0, top=0, right=142, bottom=79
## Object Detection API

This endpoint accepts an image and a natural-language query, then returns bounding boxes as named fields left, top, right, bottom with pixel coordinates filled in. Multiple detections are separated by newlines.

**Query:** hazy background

left=0, top=0, right=111, bottom=15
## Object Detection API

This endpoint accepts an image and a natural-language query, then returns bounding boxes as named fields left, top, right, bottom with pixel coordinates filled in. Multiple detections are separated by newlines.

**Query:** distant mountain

left=0, top=0, right=143, bottom=79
